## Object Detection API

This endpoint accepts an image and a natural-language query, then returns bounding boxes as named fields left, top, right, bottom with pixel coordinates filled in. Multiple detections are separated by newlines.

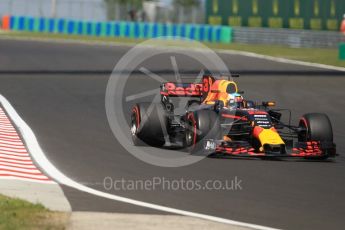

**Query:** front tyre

left=298, top=113, right=333, bottom=142
left=298, top=113, right=334, bottom=159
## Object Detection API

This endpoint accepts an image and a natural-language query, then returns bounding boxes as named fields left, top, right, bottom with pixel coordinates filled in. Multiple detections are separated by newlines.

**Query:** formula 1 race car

left=130, top=74, right=337, bottom=160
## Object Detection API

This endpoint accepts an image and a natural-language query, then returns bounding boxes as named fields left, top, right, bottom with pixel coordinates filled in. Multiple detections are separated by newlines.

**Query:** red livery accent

left=248, top=111, right=268, bottom=115
left=221, top=114, right=248, bottom=121
left=187, top=112, right=197, bottom=147
left=252, top=126, right=264, bottom=139
left=290, top=141, right=323, bottom=157
left=161, top=82, right=203, bottom=97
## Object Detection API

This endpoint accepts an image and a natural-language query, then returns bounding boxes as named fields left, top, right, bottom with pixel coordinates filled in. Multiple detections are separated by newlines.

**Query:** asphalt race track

left=0, top=39, right=345, bottom=229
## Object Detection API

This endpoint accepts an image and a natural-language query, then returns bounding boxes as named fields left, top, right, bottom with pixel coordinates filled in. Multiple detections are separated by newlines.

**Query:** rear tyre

left=184, top=110, right=220, bottom=155
left=298, top=113, right=333, bottom=142
left=131, top=103, right=167, bottom=147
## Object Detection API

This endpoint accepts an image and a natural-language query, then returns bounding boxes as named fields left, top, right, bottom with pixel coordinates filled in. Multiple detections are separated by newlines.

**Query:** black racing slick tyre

left=131, top=103, right=167, bottom=147
left=184, top=110, right=220, bottom=154
left=298, top=113, right=333, bottom=142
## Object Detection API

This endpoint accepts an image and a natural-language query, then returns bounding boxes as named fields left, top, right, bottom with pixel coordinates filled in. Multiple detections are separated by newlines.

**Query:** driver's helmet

left=228, top=93, right=244, bottom=109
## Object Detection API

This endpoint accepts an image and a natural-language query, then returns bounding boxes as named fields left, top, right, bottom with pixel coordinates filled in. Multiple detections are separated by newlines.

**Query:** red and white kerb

left=0, top=107, right=52, bottom=183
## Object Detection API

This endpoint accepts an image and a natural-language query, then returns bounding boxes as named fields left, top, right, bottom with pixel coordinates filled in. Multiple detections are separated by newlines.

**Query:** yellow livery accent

left=203, top=79, right=238, bottom=106
left=257, top=128, right=285, bottom=146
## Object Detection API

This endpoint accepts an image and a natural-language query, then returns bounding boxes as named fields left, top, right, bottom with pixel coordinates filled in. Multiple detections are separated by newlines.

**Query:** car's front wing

left=204, top=140, right=337, bottom=159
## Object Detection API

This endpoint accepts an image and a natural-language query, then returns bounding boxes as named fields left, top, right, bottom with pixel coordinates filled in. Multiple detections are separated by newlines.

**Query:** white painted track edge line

left=216, top=49, right=345, bottom=72
left=0, top=35, right=344, bottom=72
left=0, top=94, right=279, bottom=230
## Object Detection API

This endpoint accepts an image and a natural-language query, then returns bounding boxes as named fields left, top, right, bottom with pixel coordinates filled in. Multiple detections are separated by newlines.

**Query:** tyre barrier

left=1, top=15, right=232, bottom=44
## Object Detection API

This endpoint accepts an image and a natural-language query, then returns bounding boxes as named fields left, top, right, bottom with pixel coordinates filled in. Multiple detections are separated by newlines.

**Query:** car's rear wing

left=160, top=74, right=239, bottom=99
left=160, top=82, right=203, bottom=97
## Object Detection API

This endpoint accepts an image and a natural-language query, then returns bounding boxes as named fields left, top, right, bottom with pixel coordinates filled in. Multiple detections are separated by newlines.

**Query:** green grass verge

left=1, top=30, right=344, bottom=68
left=0, top=194, right=68, bottom=230
left=210, top=43, right=344, bottom=68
